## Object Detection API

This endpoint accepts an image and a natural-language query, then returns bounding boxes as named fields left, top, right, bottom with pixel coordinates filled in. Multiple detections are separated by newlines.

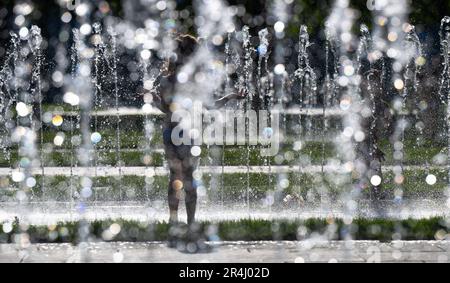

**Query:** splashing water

left=291, top=25, right=317, bottom=134
left=439, top=16, right=450, bottom=220
left=326, top=0, right=363, bottom=242
left=1, top=0, right=450, bottom=260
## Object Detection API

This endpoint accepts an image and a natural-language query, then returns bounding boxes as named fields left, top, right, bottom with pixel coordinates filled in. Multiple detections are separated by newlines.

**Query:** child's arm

left=214, top=90, right=246, bottom=108
left=152, top=92, right=168, bottom=113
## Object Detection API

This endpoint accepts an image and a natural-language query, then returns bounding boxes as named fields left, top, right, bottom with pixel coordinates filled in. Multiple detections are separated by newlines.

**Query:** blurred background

left=1, top=0, right=450, bottom=205
left=1, top=0, right=449, bottom=106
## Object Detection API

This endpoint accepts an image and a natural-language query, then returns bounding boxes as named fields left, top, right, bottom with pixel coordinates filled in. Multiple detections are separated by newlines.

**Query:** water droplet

left=109, top=223, right=121, bottom=236
left=61, top=12, right=72, bottom=23
left=19, top=27, right=29, bottom=39
left=263, top=127, right=274, bottom=139
left=91, top=132, right=102, bottom=144
left=370, top=175, right=382, bottom=186
left=80, top=24, right=92, bottom=35
left=52, top=115, right=64, bottom=127
left=426, top=174, right=437, bottom=186
left=54, top=133, right=65, bottom=146
left=394, top=79, right=404, bottom=90
left=274, top=64, right=285, bottom=75
left=26, top=177, right=36, bottom=188
left=279, top=179, right=290, bottom=189
left=12, top=171, right=25, bottom=183
left=274, top=21, right=285, bottom=33
left=140, top=49, right=151, bottom=60
left=16, top=102, right=31, bottom=117
left=64, top=92, right=80, bottom=106
left=191, top=146, right=202, bottom=157
left=172, top=180, right=184, bottom=190
left=2, top=222, right=13, bottom=234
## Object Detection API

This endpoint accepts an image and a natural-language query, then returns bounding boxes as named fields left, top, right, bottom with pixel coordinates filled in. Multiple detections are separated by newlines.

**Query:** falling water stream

left=221, top=32, right=233, bottom=208
left=257, top=28, right=274, bottom=195
left=241, top=26, right=253, bottom=212
left=439, top=16, right=450, bottom=218
left=1, top=1, right=450, bottom=259
left=29, top=26, right=44, bottom=199
left=109, top=27, right=123, bottom=200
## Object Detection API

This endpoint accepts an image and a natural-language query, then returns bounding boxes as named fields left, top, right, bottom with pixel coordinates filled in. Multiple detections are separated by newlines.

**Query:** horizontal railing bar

left=0, top=165, right=445, bottom=177
left=50, top=107, right=347, bottom=117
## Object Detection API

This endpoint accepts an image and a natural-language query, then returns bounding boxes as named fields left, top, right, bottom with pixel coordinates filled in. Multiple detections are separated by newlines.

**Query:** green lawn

left=0, top=217, right=448, bottom=243
left=0, top=168, right=447, bottom=202
left=0, top=139, right=448, bottom=167
left=1, top=111, right=449, bottom=202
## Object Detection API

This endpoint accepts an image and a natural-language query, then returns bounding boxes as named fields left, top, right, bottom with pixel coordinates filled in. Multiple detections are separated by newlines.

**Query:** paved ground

left=0, top=241, right=449, bottom=263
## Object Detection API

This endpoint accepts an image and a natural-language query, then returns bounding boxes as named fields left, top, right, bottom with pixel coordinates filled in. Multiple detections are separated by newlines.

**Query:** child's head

left=175, top=34, right=198, bottom=60
left=163, top=34, right=199, bottom=76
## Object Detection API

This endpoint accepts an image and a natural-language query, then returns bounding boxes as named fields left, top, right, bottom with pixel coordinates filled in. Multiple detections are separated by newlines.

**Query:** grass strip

left=0, top=217, right=448, bottom=244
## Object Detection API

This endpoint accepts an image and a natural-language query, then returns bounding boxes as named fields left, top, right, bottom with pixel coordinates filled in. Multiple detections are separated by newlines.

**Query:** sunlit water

left=0, top=0, right=449, bottom=243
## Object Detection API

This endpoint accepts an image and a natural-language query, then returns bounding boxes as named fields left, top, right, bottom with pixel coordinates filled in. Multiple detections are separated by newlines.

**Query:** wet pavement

left=0, top=241, right=449, bottom=263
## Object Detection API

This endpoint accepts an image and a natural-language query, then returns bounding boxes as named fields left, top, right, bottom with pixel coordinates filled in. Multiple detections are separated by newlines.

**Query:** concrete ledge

left=0, top=241, right=448, bottom=263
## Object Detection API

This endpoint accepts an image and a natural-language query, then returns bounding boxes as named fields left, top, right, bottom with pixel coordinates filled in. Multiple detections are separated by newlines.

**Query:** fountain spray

left=371, top=0, right=412, bottom=209
left=257, top=28, right=275, bottom=194
left=69, top=0, right=95, bottom=262
left=9, top=4, right=40, bottom=252
left=403, top=26, right=425, bottom=172
left=220, top=32, right=233, bottom=207
left=293, top=25, right=317, bottom=162
left=241, top=25, right=253, bottom=212
left=439, top=16, right=450, bottom=225
left=270, top=0, right=292, bottom=218
left=105, top=26, right=124, bottom=200
left=140, top=52, right=158, bottom=203
left=29, top=26, right=44, bottom=199
left=326, top=0, right=363, bottom=249
left=0, top=34, right=20, bottom=174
